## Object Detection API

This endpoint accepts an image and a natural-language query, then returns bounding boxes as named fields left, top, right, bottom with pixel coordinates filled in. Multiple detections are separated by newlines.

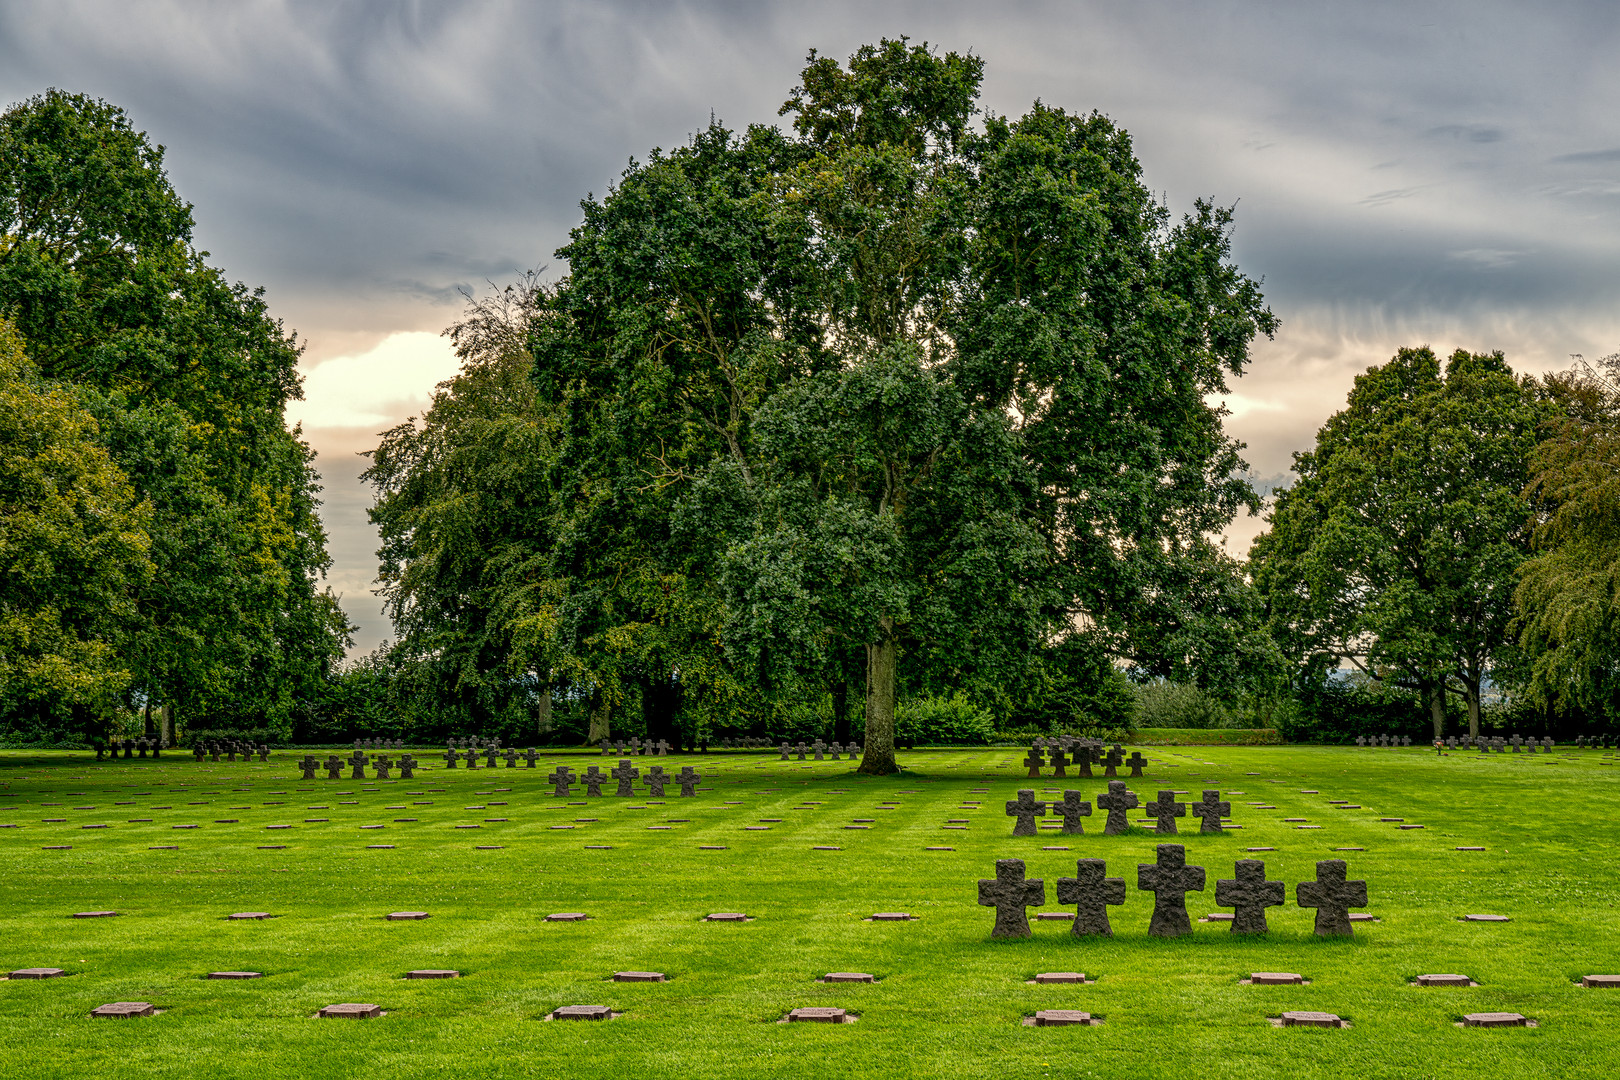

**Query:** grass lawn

left=0, top=743, right=1615, bottom=1079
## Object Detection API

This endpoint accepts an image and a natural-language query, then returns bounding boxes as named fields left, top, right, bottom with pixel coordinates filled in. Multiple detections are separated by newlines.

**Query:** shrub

left=1132, top=682, right=1244, bottom=729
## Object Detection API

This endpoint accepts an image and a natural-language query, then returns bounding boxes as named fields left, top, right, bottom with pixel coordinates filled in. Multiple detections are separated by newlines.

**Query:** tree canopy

left=0, top=89, right=347, bottom=745
left=1251, top=347, right=1549, bottom=737
left=366, top=39, right=1277, bottom=767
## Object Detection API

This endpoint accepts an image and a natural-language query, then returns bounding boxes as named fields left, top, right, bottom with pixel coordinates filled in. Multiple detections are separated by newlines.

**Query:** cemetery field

left=1, top=745, right=1616, bottom=1079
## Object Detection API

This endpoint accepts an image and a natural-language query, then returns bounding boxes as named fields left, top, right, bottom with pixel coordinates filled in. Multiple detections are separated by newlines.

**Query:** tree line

left=5, top=44, right=1617, bottom=762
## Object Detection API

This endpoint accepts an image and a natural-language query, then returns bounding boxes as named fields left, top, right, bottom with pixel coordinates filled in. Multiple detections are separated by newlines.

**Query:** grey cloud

left=1551, top=147, right=1620, bottom=164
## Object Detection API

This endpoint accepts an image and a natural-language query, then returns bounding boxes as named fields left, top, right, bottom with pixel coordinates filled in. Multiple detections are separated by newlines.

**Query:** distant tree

left=1515, top=353, right=1620, bottom=723
left=0, top=317, right=152, bottom=740
left=1251, top=347, right=1549, bottom=737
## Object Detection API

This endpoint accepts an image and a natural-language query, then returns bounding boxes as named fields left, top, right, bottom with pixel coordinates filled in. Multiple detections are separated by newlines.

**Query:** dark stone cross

left=1126, top=751, right=1148, bottom=777
left=463, top=748, right=479, bottom=770
left=675, top=766, right=702, bottom=796
left=1049, top=745, right=1068, bottom=777
left=796, top=742, right=807, bottom=760
left=1137, top=843, right=1206, bottom=937
left=299, top=756, right=319, bottom=781
left=646, top=766, right=669, bottom=797
left=1057, top=857, right=1126, bottom=936
left=1053, top=790, right=1092, bottom=835
left=324, top=755, right=344, bottom=780
left=1097, top=781, right=1139, bottom=835
left=1023, top=746, right=1045, bottom=778
left=1005, top=789, right=1048, bottom=837
left=1144, top=790, right=1186, bottom=835
left=350, top=751, right=370, bottom=779
left=522, top=749, right=538, bottom=768
left=812, top=739, right=826, bottom=761
left=612, top=759, right=640, bottom=796
left=1102, top=747, right=1123, bottom=778
left=443, top=748, right=458, bottom=769
left=654, top=739, right=671, bottom=756
left=828, top=742, right=842, bottom=761
left=581, top=766, right=607, bottom=796
left=548, top=766, right=575, bottom=797
left=1190, top=790, right=1231, bottom=835
left=399, top=754, right=416, bottom=779
left=501, top=749, right=517, bottom=768
left=977, top=858, right=1045, bottom=938
left=1296, top=859, right=1368, bottom=936
left=1075, top=744, right=1095, bottom=778
left=373, top=756, right=393, bottom=780
left=1215, top=858, right=1285, bottom=933
left=483, top=746, right=499, bottom=769
left=780, top=744, right=791, bottom=761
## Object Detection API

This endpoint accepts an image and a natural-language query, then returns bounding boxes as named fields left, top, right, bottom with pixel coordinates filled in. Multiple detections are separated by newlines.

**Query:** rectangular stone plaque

left=1249, top=973, right=1303, bottom=985
left=91, top=1002, right=154, bottom=1018
left=787, top=1007, right=848, bottom=1023
left=1033, top=1010, right=1093, bottom=1026
left=552, top=1005, right=612, bottom=1020
left=319, top=1003, right=382, bottom=1018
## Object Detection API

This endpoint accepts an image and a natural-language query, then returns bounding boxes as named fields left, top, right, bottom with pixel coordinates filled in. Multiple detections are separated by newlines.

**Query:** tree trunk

left=587, top=694, right=611, bottom=744
left=832, top=677, right=850, bottom=744
left=144, top=700, right=154, bottom=739
left=1427, top=682, right=1446, bottom=740
left=858, top=618, right=899, bottom=775
left=1463, top=677, right=1482, bottom=739
left=536, top=675, right=553, bottom=739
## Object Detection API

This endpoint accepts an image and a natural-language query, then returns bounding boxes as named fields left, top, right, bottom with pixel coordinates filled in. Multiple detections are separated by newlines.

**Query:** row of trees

left=358, top=42, right=1620, bottom=758
left=0, top=90, right=350, bottom=747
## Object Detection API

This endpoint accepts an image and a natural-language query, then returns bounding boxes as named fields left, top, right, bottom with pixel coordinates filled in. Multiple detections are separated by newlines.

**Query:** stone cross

left=612, top=759, right=640, bottom=796
left=1144, top=790, right=1185, bottom=835
left=629, top=737, right=643, bottom=756
left=374, top=755, right=393, bottom=780
left=1053, top=790, right=1092, bottom=835
left=348, top=751, right=367, bottom=780
left=1542, top=736, right=1554, bottom=752
left=1215, top=858, right=1284, bottom=933
left=1126, top=751, right=1148, bottom=777
left=1190, top=790, right=1230, bottom=835
left=1137, top=843, right=1205, bottom=937
left=796, top=742, right=807, bottom=760
left=675, top=766, right=701, bottom=796
left=828, top=742, right=841, bottom=760
left=780, top=743, right=791, bottom=761
left=399, top=754, right=416, bottom=779
left=646, top=765, right=669, bottom=797
left=483, top=746, right=498, bottom=769
left=1023, top=746, right=1045, bottom=778
left=324, top=755, right=344, bottom=780
left=1355, top=736, right=1366, bottom=747
left=463, top=748, right=479, bottom=770
left=443, top=748, right=458, bottom=769
left=256, top=744, right=268, bottom=761
left=1074, top=744, right=1095, bottom=778
left=1005, top=789, right=1048, bottom=837
left=1049, top=745, right=1068, bottom=777
left=849, top=742, right=861, bottom=756
left=581, top=766, right=607, bottom=796
left=1102, top=747, right=1123, bottom=778
left=500, top=749, right=515, bottom=768
left=1509, top=735, right=1522, bottom=752
left=548, top=766, right=574, bottom=797
left=655, top=740, right=670, bottom=756
left=1097, top=781, right=1139, bottom=835
left=1056, top=857, right=1126, bottom=936
left=1296, top=859, right=1368, bottom=936
left=522, top=749, right=539, bottom=768
left=812, top=740, right=826, bottom=761
left=977, top=858, right=1045, bottom=938
left=599, top=739, right=611, bottom=756
left=299, top=755, right=319, bottom=780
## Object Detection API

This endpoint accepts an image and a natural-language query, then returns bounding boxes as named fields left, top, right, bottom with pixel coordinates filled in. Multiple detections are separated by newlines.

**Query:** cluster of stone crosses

left=1024, top=742, right=1146, bottom=779
left=599, top=737, right=672, bottom=756
left=1356, top=735, right=1414, bottom=747
left=1005, top=783, right=1229, bottom=837
left=777, top=740, right=862, bottom=761
left=191, top=740, right=269, bottom=763
left=443, top=745, right=543, bottom=770
left=547, top=761, right=703, bottom=797
left=97, top=737, right=164, bottom=760
left=298, top=751, right=420, bottom=780
left=356, top=738, right=403, bottom=751
left=1438, top=735, right=1555, bottom=753
left=978, top=849, right=1368, bottom=939
left=1575, top=734, right=1620, bottom=748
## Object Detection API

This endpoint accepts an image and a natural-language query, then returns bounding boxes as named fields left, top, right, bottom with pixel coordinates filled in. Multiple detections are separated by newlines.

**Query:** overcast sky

left=5, top=1, right=1619, bottom=655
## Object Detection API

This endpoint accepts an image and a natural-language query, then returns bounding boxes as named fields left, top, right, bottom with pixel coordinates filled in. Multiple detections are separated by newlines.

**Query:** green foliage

left=0, top=317, right=152, bottom=736
left=1130, top=727, right=1282, bottom=745
left=1514, top=355, right=1620, bottom=724
left=1132, top=681, right=1245, bottom=729
left=890, top=692, right=995, bottom=745
left=0, top=89, right=347, bottom=743
left=1252, top=347, right=1551, bottom=737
